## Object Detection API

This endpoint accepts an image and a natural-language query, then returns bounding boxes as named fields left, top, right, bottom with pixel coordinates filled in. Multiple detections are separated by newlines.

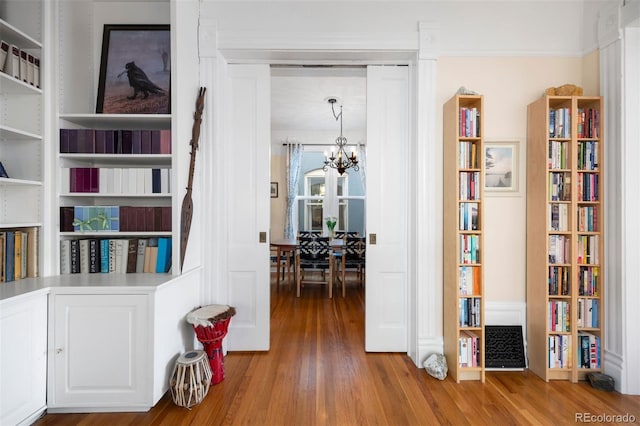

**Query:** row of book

left=548, top=203, right=569, bottom=232
left=548, top=266, right=570, bottom=296
left=459, top=171, right=480, bottom=200
left=548, top=140, right=569, bottom=169
left=60, top=237, right=171, bottom=274
left=548, top=334, right=571, bottom=369
left=60, top=129, right=171, bottom=154
left=0, top=228, right=38, bottom=282
left=577, top=141, right=599, bottom=171
left=577, top=172, right=599, bottom=202
left=459, top=234, right=480, bottom=264
left=577, top=298, right=599, bottom=328
left=577, top=205, right=599, bottom=232
left=549, top=108, right=571, bottom=139
left=578, top=266, right=599, bottom=296
left=458, top=297, right=481, bottom=327
left=458, top=141, right=479, bottom=169
left=576, top=235, right=599, bottom=265
left=62, top=167, right=171, bottom=195
left=458, top=107, right=480, bottom=138
left=458, top=330, right=481, bottom=367
left=548, top=235, right=570, bottom=264
left=458, top=202, right=479, bottom=231
left=548, top=300, right=570, bottom=332
left=0, top=40, right=40, bottom=88
left=578, top=332, right=601, bottom=369
left=549, top=172, right=571, bottom=201
left=577, top=108, right=600, bottom=139
left=60, top=206, right=171, bottom=233
left=459, top=266, right=480, bottom=296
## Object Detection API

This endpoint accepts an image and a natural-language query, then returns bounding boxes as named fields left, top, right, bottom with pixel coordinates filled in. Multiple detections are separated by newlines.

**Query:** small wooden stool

left=169, top=350, right=212, bottom=408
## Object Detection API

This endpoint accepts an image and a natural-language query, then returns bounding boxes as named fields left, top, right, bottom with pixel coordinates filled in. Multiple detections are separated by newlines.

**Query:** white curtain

left=284, top=142, right=303, bottom=239
left=357, top=143, right=366, bottom=191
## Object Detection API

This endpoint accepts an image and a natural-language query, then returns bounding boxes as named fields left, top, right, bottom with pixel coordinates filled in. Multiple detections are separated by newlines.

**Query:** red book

left=161, top=206, right=172, bottom=231
left=154, top=207, right=163, bottom=232
left=160, top=129, right=171, bottom=154
left=145, top=207, right=155, bottom=231
left=89, top=168, right=99, bottom=193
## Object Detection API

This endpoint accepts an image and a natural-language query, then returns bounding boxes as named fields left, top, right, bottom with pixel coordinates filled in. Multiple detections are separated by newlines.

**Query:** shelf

left=59, top=154, right=172, bottom=167
left=0, top=177, right=42, bottom=187
left=60, top=114, right=171, bottom=129
left=0, top=124, right=43, bottom=141
left=0, top=19, right=42, bottom=49
left=0, top=72, right=42, bottom=95
left=60, top=193, right=171, bottom=198
left=60, top=231, right=172, bottom=237
left=0, top=222, right=42, bottom=229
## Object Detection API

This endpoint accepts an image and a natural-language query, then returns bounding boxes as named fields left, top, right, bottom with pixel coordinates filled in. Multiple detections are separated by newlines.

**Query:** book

left=126, top=238, right=138, bottom=273
left=0, top=40, right=8, bottom=72
left=144, top=238, right=159, bottom=273
left=27, top=53, right=35, bottom=85
left=14, top=230, right=22, bottom=280
left=100, top=239, right=110, bottom=273
left=5, top=231, right=15, bottom=282
left=5, top=44, right=20, bottom=79
left=25, top=227, right=40, bottom=278
left=33, top=57, right=40, bottom=88
left=160, top=129, right=171, bottom=154
left=156, top=237, right=172, bottom=273
left=0, top=232, right=5, bottom=282
left=70, top=239, right=80, bottom=273
left=60, top=240, right=71, bottom=274
left=79, top=239, right=90, bottom=273
left=0, top=161, right=9, bottom=178
left=19, top=49, right=28, bottom=83
left=89, top=238, right=100, bottom=273
left=136, top=239, right=148, bottom=273
left=20, top=231, right=27, bottom=278
left=108, top=240, right=117, bottom=273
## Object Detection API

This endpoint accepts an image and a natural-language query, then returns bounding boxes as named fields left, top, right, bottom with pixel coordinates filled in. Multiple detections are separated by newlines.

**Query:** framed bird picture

left=96, top=24, right=170, bottom=114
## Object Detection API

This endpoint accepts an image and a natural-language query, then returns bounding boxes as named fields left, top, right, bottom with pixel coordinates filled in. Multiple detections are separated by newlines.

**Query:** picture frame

left=96, top=24, right=171, bottom=114
left=270, top=182, right=279, bottom=198
left=484, top=141, right=520, bottom=194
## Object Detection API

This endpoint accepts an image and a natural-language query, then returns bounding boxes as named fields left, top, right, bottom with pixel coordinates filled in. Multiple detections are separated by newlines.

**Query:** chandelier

left=323, top=98, right=359, bottom=176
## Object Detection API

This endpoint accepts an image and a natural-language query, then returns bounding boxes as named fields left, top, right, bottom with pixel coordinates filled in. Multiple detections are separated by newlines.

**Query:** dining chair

left=296, top=236, right=334, bottom=298
left=338, top=236, right=366, bottom=295
left=270, top=244, right=294, bottom=291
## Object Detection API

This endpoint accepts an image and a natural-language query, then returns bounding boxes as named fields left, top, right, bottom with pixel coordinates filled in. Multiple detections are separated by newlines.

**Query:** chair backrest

left=298, top=231, right=321, bottom=240
left=298, top=236, right=331, bottom=261
left=345, top=236, right=366, bottom=260
left=334, top=231, right=359, bottom=240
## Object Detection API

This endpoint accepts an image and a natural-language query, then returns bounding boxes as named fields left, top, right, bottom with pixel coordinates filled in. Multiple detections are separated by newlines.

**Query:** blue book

left=5, top=231, right=14, bottom=282
left=155, top=237, right=172, bottom=273
left=100, top=239, right=110, bottom=273
left=152, top=169, right=161, bottom=193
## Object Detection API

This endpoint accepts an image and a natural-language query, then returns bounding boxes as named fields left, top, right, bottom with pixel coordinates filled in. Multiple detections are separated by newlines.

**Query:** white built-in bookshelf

left=527, top=95, right=604, bottom=382
left=443, top=94, right=485, bottom=383
left=56, top=1, right=176, bottom=276
left=0, top=14, right=44, bottom=281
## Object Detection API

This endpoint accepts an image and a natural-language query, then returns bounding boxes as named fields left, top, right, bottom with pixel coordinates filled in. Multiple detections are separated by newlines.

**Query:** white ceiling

left=270, top=66, right=367, bottom=133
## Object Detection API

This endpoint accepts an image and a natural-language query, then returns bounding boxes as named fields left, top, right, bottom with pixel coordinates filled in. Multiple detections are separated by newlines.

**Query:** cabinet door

left=49, top=294, right=149, bottom=408
left=0, top=294, right=47, bottom=425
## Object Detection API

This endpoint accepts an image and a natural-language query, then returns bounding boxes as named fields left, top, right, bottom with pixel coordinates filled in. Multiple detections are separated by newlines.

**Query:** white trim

left=598, top=4, right=622, bottom=48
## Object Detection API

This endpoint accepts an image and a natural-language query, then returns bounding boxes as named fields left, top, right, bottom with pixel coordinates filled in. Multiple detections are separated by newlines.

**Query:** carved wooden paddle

left=180, top=87, right=206, bottom=271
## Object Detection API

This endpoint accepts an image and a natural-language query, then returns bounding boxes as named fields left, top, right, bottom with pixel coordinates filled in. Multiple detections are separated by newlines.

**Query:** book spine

left=70, top=239, right=80, bottom=273
left=100, top=239, right=110, bottom=273
left=89, top=239, right=100, bottom=273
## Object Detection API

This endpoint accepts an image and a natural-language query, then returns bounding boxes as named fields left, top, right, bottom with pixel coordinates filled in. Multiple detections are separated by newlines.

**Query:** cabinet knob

left=56, top=348, right=63, bottom=354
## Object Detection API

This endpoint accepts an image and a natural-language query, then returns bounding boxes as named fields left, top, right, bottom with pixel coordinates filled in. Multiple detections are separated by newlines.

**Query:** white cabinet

left=48, top=292, right=151, bottom=411
left=0, top=292, right=48, bottom=425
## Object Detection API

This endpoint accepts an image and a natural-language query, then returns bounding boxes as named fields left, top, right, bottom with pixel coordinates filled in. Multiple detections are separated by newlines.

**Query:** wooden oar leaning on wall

left=180, top=87, right=206, bottom=271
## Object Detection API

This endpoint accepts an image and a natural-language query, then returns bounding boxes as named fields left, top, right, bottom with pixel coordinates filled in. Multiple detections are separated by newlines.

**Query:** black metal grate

left=485, top=325, right=526, bottom=369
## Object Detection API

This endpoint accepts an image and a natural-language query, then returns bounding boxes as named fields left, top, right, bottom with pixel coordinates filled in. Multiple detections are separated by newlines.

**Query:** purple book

left=60, top=129, right=70, bottom=153
left=132, top=130, right=143, bottom=154
left=89, top=168, right=99, bottom=193
left=94, top=130, right=106, bottom=153
left=121, top=130, right=133, bottom=154
left=142, top=130, right=153, bottom=154
left=78, top=129, right=95, bottom=153
left=105, top=130, right=116, bottom=154
left=68, top=129, right=79, bottom=153
left=151, top=130, right=161, bottom=154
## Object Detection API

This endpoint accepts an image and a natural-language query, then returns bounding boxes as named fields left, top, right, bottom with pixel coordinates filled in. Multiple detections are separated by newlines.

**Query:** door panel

left=365, top=66, right=409, bottom=352
left=224, top=64, right=271, bottom=351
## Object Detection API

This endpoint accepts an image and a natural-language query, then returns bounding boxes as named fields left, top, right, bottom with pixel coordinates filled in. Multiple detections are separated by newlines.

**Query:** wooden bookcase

left=0, top=12, right=45, bottom=280
left=443, top=94, right=485, bottom=383
left=526, top=95, right=604, bottom=382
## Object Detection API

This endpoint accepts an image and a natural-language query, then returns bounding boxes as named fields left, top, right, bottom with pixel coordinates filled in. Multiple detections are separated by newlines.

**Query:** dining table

left=270, top=238, right=344, bottom=291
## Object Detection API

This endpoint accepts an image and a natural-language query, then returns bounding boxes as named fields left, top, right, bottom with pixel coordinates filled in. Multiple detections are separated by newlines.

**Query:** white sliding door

left=365, top=66, right=409, bottom=352
left=223, top=64, right=271, bottom=350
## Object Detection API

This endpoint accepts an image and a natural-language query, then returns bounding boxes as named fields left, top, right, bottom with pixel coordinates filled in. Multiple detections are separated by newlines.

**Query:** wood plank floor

left=35, top=274, right=640, bottom=425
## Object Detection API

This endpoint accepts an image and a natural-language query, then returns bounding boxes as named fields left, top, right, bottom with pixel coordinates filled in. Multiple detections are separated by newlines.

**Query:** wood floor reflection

left=35, top=272, right=640, bottom=425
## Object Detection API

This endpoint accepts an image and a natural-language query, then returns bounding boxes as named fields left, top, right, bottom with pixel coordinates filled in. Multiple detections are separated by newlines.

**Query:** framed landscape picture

left=96, top=24, right=170, bottom=114
left=484, top=141, right=520, bottom=194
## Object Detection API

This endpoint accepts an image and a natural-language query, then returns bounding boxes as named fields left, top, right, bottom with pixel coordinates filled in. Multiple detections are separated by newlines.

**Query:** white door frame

left=199, top=22, right=443, bottom=366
